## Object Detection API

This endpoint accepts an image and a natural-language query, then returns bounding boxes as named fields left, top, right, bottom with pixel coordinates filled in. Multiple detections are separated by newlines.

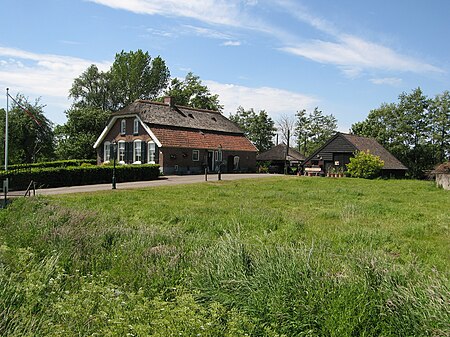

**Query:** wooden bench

left=304, top=167, right=322, bottom=176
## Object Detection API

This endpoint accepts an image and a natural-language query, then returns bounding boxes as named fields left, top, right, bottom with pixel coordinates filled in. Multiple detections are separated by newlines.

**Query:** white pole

left=5, top=88, right=8, bottom=171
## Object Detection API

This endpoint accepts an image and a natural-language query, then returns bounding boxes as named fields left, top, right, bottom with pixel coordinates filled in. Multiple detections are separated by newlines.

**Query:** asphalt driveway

left=16, top=173, right=282, bottom=196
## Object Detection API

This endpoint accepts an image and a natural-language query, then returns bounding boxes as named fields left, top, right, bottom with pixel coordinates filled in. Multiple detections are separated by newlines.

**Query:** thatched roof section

left=113, top=100, right=243, bottom=134
left=434, top=162, right=450, bottom=173
left=340, top=134, right=408, bottom=170
left=257, top=144, right=305, bottom=161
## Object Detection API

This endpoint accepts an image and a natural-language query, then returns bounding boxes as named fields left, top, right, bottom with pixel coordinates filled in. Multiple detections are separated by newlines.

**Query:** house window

left=133, top=140, right=142, bottom=163
left=118, top=141, right=126, bottom=163
left=148, top=142, right=156, bottom=163
left=120, top=119, right=126, bottom=135
left=133, top=118, right=139, bottom=134
left=104, top=141, right=111, bottom=162
left=192, top=150, right=200, bottom=161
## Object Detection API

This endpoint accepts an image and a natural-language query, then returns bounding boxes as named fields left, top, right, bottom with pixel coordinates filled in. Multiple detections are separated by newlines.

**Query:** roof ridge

left=135, top=99, right=221, bottom=114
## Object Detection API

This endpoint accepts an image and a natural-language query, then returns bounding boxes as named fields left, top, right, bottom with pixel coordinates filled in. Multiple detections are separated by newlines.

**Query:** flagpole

left=5, top=88, right=8, bottom=171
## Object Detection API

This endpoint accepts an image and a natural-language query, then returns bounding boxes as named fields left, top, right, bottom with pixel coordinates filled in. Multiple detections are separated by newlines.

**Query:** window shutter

left=141, top=142, right=147, bottom=163
left=99, top=145, right=104, bottom=162
left=124, top=142, right=130, bottom=163
left=154, top=145, right=159, bottom=163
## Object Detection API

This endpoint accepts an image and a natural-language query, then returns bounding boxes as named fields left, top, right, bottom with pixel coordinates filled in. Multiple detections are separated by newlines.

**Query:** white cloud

left=88, top=0, right=245, bottom=27
left=222, top=41, right=241, bottom=46
left=0, top=47, right=111, bottom=124
left=281, top=34, right=443, bottom=76
left=370, top=77, right=403, bottom=86
left=182, top=25, right=232, bottom=40
left=204, top=80, right=318, bottom=118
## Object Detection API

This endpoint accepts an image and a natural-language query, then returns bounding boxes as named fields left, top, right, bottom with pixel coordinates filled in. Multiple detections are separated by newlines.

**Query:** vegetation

left=0, top=95, right=54, bottom=165
left=351, top=88, right=450, bottom=178
left=346, top=150, right=385, bottom=179
left=295, top=107, right=338, bottom=156
left=3, top=159, right=96, bottom=171
left=229, top=107, right=277, bottom=152
left=0, top=163, right=160, bottom=190
left=162, top=72, right=223, bottom=112
left=0, top=177, right=448, bottom=336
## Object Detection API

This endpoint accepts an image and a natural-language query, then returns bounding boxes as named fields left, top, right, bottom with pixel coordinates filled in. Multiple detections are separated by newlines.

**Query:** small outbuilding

left=302, top=132, right=408, bottom=177
left=256, top=143, right=305, bottom=174
left=434, top=162, right=450, bottom=190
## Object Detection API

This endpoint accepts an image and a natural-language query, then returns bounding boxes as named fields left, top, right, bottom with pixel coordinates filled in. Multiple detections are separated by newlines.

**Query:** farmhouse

left=256, top=143, right=305, bottom=173
left=93, top=97, right=257, bottom=175
left=302, top=132, right=408, bottom=177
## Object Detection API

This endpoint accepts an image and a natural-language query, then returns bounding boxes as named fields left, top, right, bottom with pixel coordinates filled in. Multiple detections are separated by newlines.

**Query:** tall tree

left=294, top=107, right=337, bottom=155
left=229, top=107, right=276, bottom=152
left=0, top=95, right=54, bottom=165
left=109, top=50, right=170, bottom=109
left=69, top=50, right=170, bottom=112
left=55, top=107, right=110, bottom=160
left=277, top=113, right=295, bottom=146
left=69, top=64, right=111, bottom=110
left=163, top=72, right=223, bottom=111
left=429, top=91, right=450, bottom=163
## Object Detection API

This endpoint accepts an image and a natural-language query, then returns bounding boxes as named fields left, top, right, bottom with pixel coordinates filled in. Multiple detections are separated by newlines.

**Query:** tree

left=109, top=50, right=170, bottom=110
left=277, top=113, right=295, bottom=146
left=70, top=50, right=170, bottom=112
left=429, top=91, right=450, bottom=163
left=229, top=107, right=276, bottom=152
left=346, top=150, right=384, bottom=179
left=69, top=64, right=111, bottom=111
left=293, top=107, right=337, bottom=155
left=350, top=88, right=448, bottom=178
left=163, top=72, right=223, bottom=111
left=55, top=107, right=110, bottom=160
left=0, top=95, right=54, bottom=165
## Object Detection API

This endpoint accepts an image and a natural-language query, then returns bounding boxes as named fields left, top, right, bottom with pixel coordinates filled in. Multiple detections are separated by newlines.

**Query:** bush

left=0, top=164, right=160, bottom=190
left=3, top=159, right=97, bottom=171
left=346, top=150, right=384, bottom=179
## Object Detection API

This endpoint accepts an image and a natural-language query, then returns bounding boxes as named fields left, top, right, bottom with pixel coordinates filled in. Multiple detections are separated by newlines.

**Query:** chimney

left=164, top=96, right=174, bottom=107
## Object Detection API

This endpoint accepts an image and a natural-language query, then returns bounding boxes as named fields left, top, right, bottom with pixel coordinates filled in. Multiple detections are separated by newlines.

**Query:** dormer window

left=120, top=119, right=126, bottom=135
left=133, top=118, right=139, bottom=134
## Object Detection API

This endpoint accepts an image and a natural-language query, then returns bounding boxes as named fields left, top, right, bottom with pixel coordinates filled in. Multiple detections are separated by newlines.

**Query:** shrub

left=346, top=150, right=384, bottom=179
left=0, top=164, right=160, bottom=190
left=3, top=159, right=97, bottom=171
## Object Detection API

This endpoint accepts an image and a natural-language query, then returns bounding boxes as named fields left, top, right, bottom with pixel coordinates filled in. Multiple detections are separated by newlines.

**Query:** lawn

left=0, top=177, right=449, bottom=336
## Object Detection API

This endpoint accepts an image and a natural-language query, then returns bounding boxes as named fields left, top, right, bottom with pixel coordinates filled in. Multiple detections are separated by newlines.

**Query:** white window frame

left=192, top=150, right=200, bottom=161
left=233, top=156, right=240, bottom=170
left=103, top=141, right=111, bottom=163
left=120, top=119, right=126, bottom=135
left=133, top=118, right=139, bottom=134
left=148, top=141, right=156, bottom=164
left=118, top=140, right=126, bottom=164
left=133, top=140, right=142, bottom=164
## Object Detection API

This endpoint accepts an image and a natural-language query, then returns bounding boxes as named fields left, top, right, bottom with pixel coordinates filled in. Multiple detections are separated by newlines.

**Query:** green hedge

left=3, top=159, right=97, bottom=171
left=0, top=164, right=160, bottom=191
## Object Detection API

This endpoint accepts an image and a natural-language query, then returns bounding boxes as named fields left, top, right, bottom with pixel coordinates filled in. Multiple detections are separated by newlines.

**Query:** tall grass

left=0, top=177, right=449, bottom=335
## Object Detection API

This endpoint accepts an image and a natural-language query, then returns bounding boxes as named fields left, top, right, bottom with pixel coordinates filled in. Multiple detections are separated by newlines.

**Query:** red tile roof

left=150, top=126, right=257, bottom=152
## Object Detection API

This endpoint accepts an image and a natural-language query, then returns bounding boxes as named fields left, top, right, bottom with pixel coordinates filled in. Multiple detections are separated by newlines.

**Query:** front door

left=207, top=151, right=214, bottom=172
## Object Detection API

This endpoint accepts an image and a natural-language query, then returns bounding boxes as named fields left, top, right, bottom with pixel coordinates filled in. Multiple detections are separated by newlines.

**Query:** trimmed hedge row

left=0, top=164, right=160, bottom=191
left=4, top=159, right=98, bottom=171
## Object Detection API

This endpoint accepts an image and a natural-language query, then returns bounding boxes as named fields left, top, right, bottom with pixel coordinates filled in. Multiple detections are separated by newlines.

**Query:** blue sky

left=0, top=0, right=448, bottom=132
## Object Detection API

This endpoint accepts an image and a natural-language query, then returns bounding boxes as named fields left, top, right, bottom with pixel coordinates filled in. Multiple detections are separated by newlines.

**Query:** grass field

left=1, top=177, right=449, bottom=336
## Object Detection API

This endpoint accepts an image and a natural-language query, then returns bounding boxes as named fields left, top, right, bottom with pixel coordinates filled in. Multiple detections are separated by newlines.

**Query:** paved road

left=17, top=173, right=282, bottom=196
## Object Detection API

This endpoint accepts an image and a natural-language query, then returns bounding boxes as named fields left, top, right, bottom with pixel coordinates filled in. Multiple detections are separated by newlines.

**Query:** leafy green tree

left=55, top=107, right=110, bottom=160
left=162, top=72, right=223, bottom=111
left=69, top=64, right=111, bottom=111
left=346, top=150, right=384, bottom=179
left=0, top=95, right=54, bottom=165
left=294, top=107, right=337, bottom=155
left=109, top=50, right=170, bottom=110
left=429, top=91, right=450, bottom=163
left=350, top=88, right=450, bottom=178
left=70, top=50, right=170, bottom=112
left=229, top=107, right=276, bottom=152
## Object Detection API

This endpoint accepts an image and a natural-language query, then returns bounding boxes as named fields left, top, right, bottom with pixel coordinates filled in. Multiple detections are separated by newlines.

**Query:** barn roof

left=303, top=133, right=408, bottom=171
left=256, top=144, right=306, bottom=161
